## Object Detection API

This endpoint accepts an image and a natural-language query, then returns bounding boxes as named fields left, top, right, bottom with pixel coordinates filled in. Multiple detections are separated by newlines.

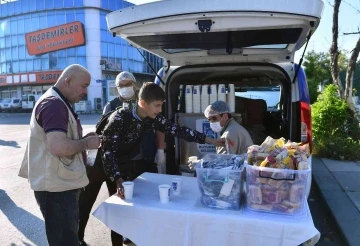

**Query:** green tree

left=312, top=84, right=360, bottom=160
left=303, top=50, right=348, bottom=103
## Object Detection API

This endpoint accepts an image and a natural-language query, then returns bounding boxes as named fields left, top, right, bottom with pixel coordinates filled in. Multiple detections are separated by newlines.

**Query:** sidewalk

left=312, top=157, right=360, bottom=246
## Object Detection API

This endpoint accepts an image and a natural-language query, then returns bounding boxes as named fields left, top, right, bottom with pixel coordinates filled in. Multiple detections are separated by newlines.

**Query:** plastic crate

left=195, top=154, right=245, bottom=210
left=245, top=162, right=310, bottom=215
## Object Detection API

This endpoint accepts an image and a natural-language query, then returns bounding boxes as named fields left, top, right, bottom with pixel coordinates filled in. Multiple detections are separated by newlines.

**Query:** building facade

left=0, top=0, right=163, bottom=110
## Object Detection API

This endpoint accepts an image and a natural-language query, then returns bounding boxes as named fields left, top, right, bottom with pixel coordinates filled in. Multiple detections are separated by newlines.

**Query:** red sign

left=0, top=71, right=62, bottom=87
left=25, top=21, right=85, bottom=55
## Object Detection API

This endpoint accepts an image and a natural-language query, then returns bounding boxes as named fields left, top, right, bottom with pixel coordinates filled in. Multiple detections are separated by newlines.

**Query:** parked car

left=0, top=98, right=22, bottom=112
left=107, top=0, right=324, bottom=198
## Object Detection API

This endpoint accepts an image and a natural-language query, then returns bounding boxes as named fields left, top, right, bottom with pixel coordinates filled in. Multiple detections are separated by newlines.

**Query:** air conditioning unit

left=94, top=97, right=103, bottom=111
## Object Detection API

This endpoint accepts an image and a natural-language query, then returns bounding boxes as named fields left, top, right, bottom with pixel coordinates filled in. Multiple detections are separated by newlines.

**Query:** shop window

left=19, top=46, right=25, bottom=60
left=4, top=22, right=11, bottom=36
left=24, top=17, right=31, bottom=33
left=36, top=0, right=44, bottom=10
left=19, top=61, right=26, bottom=73
left=45, top=0, right=54, bottom=9
left=77, top=46, right=86, bottom=56
left=5, top=48, right=11, bottom=61
left=39, top=13, right=47, bottom=29
left=34, top=59, right=41, bottom=71
left=17, top=18, right=24, bottom=34
left=41, top=58, right=49, bottom=70
left=1, top=4, right=7, bottom=17
left=66, top=10, right=75, bottom=23
left=54, top=0, right=63, bottom=8
left=31, top=14, right=39, bottom=32
left=10, top=20, right=17, bottom=34
left=22, top=0, right=29, bottom=13
left=67, top=57, right=76, bottom=65
left=101, top=0, right=109, bottom=9
left=58, top=49, right=66, bottom=58
left=74, top=0, right=83, bottom=7
left=67, top=47, right=76, bottom=57
left=101, top=42, right=108, bottom=57
left=58, top=57, right=66, bottom=69
left=7, top=2, right=14, bottom=16
left=12, top=47, right=18, bottom=60
left=64, top=0, right=74, bottom=7
left=100, top=30, right=108, bottom=42
left=14, top=1, right=22, bottom=14
left=26, top=60, right=33, bottom=71
left=47, top=12, right=57, bottom=27
left=108, top=43, right=115, bottom=58
left=11, top=36, right=18, bottom=46
left=12, top=62, right=19, bottom=73
left=18, top=34, right=25, bottom=45
left=75, top=11, right=85, bottom=23
left=77, top=56, right=87, bottom=67
left=56, top=10, right=66, bottom=25
left=0, top=38, right=4, bottom=49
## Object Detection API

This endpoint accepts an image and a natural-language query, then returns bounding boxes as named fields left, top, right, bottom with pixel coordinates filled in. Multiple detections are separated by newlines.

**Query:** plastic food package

left=245, top=136, right=310, bottom=215
left=196, top=154, right=246, bottom=210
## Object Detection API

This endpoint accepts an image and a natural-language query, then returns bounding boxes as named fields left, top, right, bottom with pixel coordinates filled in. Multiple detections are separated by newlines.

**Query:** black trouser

left=35, top=189, right=81, bottom=246
left=78, top=160, right=147, bottom=246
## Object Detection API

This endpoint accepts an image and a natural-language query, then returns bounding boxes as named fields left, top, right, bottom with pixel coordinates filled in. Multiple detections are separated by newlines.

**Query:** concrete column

left=84, top=2, right=102, bottom=111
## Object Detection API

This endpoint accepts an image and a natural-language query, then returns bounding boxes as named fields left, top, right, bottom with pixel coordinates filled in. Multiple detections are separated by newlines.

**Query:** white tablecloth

left=93, top=173, right=320, bottom=246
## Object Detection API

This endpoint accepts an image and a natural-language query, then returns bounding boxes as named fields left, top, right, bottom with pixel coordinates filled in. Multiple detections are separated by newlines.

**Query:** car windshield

left=2, top=98, right=11, bottom=103
left=235, top=86, right=280, bottom=108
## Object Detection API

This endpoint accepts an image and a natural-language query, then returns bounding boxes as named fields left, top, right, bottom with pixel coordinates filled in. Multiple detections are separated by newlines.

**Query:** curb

left=312, top=157, right=360, bottom=246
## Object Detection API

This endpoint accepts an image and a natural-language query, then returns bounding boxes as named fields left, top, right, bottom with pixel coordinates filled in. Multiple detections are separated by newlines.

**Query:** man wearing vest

left=78, top=71, right=166, bottom=246
left=19, top=64, right=102, bottom=246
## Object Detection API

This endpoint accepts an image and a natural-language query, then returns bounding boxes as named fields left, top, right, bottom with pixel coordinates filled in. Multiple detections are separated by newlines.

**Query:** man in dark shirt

left=101, top=82, right=224, bottom=197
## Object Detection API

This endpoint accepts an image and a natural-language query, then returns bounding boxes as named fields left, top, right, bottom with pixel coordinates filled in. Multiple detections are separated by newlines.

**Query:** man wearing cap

left=204, top=100, right=253, bottom=154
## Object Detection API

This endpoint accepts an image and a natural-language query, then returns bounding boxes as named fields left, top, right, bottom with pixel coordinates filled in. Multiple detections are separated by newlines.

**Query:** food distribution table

left=93, top=173, right=320, bottom=246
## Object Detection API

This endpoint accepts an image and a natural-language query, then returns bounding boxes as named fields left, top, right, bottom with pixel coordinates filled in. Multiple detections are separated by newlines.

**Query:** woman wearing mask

left=204, top=100, right=253, bottom=154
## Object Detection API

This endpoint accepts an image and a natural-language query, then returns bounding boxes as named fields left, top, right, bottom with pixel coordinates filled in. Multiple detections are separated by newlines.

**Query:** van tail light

left=300, top=102, right=312, bottom=153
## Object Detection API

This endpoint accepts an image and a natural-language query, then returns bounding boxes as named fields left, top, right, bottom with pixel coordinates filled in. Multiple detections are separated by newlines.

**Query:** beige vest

left=18, top=88, right=89, bottom=192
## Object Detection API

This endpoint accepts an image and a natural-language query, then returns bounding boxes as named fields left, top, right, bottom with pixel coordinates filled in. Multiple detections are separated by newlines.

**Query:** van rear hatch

left=107, top=0, right=323, bottom=65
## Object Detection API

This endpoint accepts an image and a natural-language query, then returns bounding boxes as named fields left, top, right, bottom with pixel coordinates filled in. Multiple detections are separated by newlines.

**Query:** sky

left=125, top=0, right=360, bottom=62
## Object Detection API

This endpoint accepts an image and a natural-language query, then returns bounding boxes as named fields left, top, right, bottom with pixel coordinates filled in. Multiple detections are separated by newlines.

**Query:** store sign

left=25, top=21, right=85, bottom=55
left=0, top=71, right=62, bottom=87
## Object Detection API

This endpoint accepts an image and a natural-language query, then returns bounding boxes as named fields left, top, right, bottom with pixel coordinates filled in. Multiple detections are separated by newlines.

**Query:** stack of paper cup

left=217, top=84, right=226, bottom=102
left=209, top=84, right=217, bottom=104
left=185, top=85, right=193, bottom=113
left=201, top=84, right=209, bottom=113
left=158, top=184, right=170, bottom=203
left=192, top=85, right=201, bottom=113
left=227, top=84, right=235, bottom=113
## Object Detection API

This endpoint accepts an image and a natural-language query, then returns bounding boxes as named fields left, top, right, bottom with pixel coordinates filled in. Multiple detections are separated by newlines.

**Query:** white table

left=93, top=173, right=320, bottom=246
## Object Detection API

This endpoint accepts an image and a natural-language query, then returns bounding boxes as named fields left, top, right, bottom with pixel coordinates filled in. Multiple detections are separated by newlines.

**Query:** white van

left=106, top=0, right=323, bottom=177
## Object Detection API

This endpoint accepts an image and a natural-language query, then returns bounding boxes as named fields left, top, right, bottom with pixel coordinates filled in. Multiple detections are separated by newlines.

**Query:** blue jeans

left=34, top=189, right=81, bottom=246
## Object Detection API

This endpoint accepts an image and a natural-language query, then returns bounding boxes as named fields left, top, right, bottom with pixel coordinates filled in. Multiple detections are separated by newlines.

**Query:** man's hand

left=205, top=137, right=226, bottom=147
left=84, top=132, right=98, bottom=138
left=154, top=149, right=166, bottom=174
left=116, top=178, right=125, bottom=199
left=84, top=135, right=102, bottom=149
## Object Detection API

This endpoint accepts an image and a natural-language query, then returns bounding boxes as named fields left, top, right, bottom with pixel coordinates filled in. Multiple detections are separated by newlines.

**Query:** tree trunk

left=344, top=37, right=360, bottom=110
left=329, top=0, right=345, bottom=98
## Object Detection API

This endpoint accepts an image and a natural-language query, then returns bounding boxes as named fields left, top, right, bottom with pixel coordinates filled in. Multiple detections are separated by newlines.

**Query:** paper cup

left=123, top=181, right=134, bottom=200
left=171, top=178, right=182, bottom=195
left=158, top=184, right=170, bottom=203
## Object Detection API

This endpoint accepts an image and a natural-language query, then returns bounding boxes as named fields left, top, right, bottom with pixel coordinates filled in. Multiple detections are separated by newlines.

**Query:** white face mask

left=210, top=121, right=223, bottom=133
left=118, top=86, right=135, bottom=99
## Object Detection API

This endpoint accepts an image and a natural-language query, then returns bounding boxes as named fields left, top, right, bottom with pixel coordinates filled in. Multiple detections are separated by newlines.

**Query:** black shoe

left=79, top=240, right=88, bottom=246
left=123, top=237, right=132, bottom=244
